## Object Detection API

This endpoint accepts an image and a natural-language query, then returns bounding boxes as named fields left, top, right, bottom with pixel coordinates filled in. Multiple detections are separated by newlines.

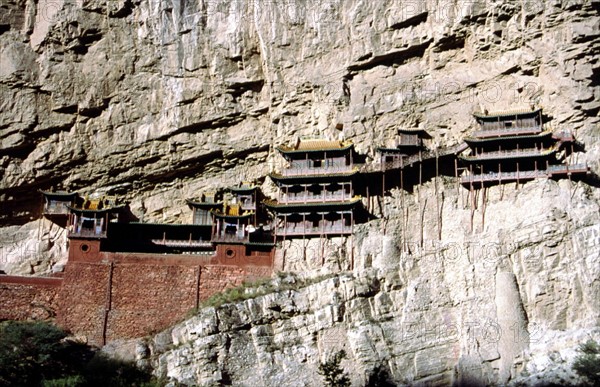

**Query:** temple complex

left=264, top=139, right=361, bottom=239
left=9, top=110, right=594, bottom=345
left=460, top=108, right=590, bottom=188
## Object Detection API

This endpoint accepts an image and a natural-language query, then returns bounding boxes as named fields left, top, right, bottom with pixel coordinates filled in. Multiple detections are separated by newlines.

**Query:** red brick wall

left=54, top=257, right=272, bottom=345
left=55, top=262, right=111, bottom=345
left=0, top=276, right=62, bottom=321
left=4, top=239, right=274, bottom=346
left=106, top=263, right=200, bottom=340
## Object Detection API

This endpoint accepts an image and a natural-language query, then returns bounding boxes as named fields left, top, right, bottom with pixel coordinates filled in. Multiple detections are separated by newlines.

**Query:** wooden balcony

left=211, top=234, right=249, bottom=244
left=151, top=239, right=213, bottom=248
left=43, top=203, right=70, bottom=215
left=276, top=224, right=352, bottom=236
left=68, top=228, right=107, bottom=239
left=280, top=191, right=352, bottom=204
left=240, top=202, right=256, bottom=211
left=461, top=164, right=589, bottom=185
left=281, top=166, right=354, bottom=177
left=472, top=125, right=542, bottom=138
left=462, top=147, right=554, bottom=161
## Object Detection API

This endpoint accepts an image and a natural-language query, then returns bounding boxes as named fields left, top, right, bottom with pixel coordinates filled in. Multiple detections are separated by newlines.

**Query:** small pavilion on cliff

left=40, top=190, right=79, bottom=227
left=67, top=195, right=124, bottom=239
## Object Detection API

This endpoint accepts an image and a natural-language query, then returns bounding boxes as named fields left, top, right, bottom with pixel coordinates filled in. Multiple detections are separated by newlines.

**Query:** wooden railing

left=472, top=126, right=541, bottom=138
left=463, top=147, right=553, bottom=161
left=281, top=191, right=351, bottom=203
left=211, top=234, right=249, bottom=243
left=281, top=166, right=354, bottom=177
left=277, top=225, right=352, bottom=236
left=151, top=239, right=213, bottom=248
left=375, top=143, right=469, bottom=172
left=44, top=203, right=70, bottom=215
left=68, top=229, right=107, bottom=238
left=460, top=164, right=589, bottom=184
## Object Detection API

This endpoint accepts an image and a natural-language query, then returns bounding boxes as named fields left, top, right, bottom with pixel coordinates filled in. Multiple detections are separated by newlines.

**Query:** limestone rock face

left=1, top=0, right=599, bottom=384
left=144, top=178, right=600, bottom=386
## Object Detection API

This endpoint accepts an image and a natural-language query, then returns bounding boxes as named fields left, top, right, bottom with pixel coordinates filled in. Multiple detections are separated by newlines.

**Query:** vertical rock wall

left=0, top=0, right=599, bottom=385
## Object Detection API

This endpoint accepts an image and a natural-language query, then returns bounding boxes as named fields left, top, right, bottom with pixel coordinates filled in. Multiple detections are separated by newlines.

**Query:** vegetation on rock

left=0, top=321, right=160, bottom=387
left=573, top=339, right=600, bottom=387
left=318, top=350, right=351, bottom=387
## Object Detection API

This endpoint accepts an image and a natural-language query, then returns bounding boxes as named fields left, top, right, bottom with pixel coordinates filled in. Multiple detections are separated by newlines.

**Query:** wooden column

left=350, top=210, right=354, bottom=270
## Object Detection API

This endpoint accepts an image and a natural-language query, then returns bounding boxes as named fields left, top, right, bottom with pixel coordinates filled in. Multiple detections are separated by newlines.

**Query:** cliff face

left=1, top=0, right=599, bottom=385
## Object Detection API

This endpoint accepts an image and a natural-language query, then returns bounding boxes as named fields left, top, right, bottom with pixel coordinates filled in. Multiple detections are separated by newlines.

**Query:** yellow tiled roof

left=473, top=107, right=541, bottom=118
left=278, top=139, right=353, bottom=152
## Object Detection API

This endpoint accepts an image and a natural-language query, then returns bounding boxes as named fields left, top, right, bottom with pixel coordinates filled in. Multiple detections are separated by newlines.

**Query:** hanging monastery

left=0, top=107, right=591, bottom=345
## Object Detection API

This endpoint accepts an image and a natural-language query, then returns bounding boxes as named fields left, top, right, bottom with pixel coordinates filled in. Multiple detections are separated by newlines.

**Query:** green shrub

left=0, top=321, right=73, bottom=386
left=573, top=339, right=600, bottom=387
left=0, top=321, right=160, bottom=387
left=318, top=350, right=351, bottom=387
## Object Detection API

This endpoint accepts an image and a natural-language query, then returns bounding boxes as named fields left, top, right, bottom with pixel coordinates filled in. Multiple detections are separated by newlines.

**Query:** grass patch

left=199, top=272, right=337, bottom=309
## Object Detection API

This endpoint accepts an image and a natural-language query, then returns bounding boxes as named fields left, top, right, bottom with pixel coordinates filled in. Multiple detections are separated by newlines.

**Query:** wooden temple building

left=378, top=128, right=431, bottom=171
left=65, top=195, right=124, bottom=240
left=264, top=139, right=361, bottom=239
left=41, top=190, right=125, bottom=245
left=460, top=108, right=590, bottom=188
left=187, top=191, right=222, bottom=226
left=40, top=190, right=79, bottom=227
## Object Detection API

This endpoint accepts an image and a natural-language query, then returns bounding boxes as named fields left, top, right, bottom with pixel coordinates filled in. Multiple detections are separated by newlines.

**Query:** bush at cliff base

left=0, top=321, right=160, bottom=387
left=573, top=339, right=600, bottom=387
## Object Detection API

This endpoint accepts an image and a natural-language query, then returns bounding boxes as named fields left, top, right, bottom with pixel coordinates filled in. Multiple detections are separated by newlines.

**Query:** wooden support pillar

left=195, top=266, right=201, bottom=309
left=454, top=158, right=459, bottom=196
left=381, top=172, right=385, bottom=219
left=481, top=187, right=487, bottom=231
left=435, top=150, right=440, bottom=240
left=350, top=210, right=354, bottom=270
left=400, top=167, right=406, bottom=244
left=303, top=213, right=306, bottom=235
left=469, top=164, right=474, bottom=233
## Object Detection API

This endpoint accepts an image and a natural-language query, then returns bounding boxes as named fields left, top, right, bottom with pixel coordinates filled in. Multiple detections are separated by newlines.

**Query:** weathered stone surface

left=1, top=0, right=599, bottom=385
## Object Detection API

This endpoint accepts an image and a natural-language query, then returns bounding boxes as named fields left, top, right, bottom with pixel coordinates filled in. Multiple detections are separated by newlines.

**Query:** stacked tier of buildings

left=39, top=107, right=590, bottom=265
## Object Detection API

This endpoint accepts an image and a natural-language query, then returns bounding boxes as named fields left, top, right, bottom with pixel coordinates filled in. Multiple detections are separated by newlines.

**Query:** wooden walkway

left=461, top=164, right=590, bottom=185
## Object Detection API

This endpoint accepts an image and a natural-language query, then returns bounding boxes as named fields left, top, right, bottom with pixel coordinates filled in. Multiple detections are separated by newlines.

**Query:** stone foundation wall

left=3, top=238, right=273, bottom=345
left=0, top=276, right=62, bottom=321
left=55, top=255, right=271, bottom=345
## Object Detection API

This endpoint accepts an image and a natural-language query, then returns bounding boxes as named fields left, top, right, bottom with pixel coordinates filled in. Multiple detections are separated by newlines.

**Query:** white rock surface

left=0, top=0, right=599, bottom=384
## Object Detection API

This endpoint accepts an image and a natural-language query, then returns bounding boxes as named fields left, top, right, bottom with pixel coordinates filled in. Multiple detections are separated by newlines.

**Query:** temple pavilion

left=40, top=190, right=79, bottom=227
left=377, top=128, right=431, bottom=171
left=460, top=107, right=589, bottom=187
left=264, top=139, right=361, bottom=239
left=66, top=195, right=124, bottom=239
left=186, top=191, right=222, bottom=226
left=211, top=184, right=256, bottom=244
